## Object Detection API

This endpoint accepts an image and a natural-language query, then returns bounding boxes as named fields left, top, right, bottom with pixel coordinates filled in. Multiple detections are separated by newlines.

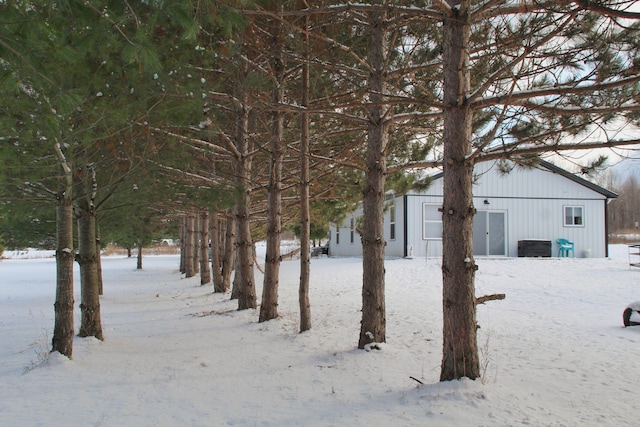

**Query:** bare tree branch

left=573, top=0, right=640, bottom=19
left=479, top=137, right=640, bottom=163
left=467, top=13, right=576, bottom=105
left=475, top=293, right=506, bottom=305
left=149, top=127, right=231, bottom=156
left=473, top=72, right=640, bottom=109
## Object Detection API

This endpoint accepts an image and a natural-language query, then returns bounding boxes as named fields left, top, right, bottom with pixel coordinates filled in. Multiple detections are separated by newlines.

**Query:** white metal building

left=328, top=160, right=618, bottom=258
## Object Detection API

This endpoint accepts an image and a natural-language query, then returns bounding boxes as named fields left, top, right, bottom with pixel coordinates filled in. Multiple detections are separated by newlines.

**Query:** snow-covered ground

left=1, top=245, right=639, bottom=426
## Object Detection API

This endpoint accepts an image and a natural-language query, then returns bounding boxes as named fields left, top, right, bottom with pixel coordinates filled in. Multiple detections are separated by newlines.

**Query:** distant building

left=329, top=160, right=618, bottom=258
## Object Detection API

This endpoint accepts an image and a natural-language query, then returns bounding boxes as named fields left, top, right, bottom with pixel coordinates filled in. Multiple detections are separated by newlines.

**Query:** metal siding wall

left=384, top=196, right=405, bottom=257
left=496, top=197, right=606, bottom=258
left=329, top=207, right=364, bottom=257
left=404, top=161, right=609, bottom=258
left=331, top=161, right=610, bottom=258
left=404, top=193, right=444, bottom=258
left=329, top=196, right=407, bottom=258
left=473, top=162, right=601, bottom=201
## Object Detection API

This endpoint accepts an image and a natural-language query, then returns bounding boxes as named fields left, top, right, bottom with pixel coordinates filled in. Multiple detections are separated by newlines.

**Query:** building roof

left=427, top=160, right=618, bottom=199
left=538, top=160, right=618, bottom=199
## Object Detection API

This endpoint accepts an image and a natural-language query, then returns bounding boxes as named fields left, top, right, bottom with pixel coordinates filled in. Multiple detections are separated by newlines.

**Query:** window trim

left=389, top=202, right=396, bottom=241
left=563, top=205, right=584, bottom=227
left=350, top=217, right=355, bottom=243
left=423, top=203, right=443, bottom=240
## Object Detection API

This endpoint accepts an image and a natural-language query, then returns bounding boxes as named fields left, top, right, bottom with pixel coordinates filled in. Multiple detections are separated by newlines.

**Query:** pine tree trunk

left=359, top=11, right=388, bottom=349
left=52, top=194, right=74, bottom=357
left=76, top=206, right=103, bottom=340
left=193, top=213, right=200, bottom=275
left=96, top=220, right=103, bottom=295
left=260, top=19, right=285, bottom=323
left=136, top=239, right=143, bottom=270
left=222, top=211, right=236, bottom=293
left=231, top=244, right=241, bottom=300
left=299, top=21, right=312, bottom=333
left=200, top=210, right=211, bottom=285
left=211, top=213, right=225, bottom=292
left=235, top=102, right=256, bottom=310
left=74, top=163, right=103, bottom=341
left=179, top=220, right=185, bottom=273
left=236, top=196, right=256, bottom=308
left=440, top=0, right=479, bottom=381
left=184, top=213, right=196, bottom=278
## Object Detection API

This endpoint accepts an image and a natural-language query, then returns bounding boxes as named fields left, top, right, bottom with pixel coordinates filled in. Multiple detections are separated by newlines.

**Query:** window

left=350, top=217, right=355, bottom=243
left=389, top=202, right=396, bottom=241
left=423, top=204, right=442, bottom=239
left=564, top=206, right=584, bottom=227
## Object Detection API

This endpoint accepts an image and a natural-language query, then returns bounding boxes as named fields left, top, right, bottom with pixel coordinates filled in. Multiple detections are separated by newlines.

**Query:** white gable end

left=468, top=162, right=608, bottom=201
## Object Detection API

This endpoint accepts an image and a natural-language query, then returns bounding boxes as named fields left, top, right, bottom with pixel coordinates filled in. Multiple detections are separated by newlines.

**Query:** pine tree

left=258, top=3, right=287, bottom=323
left=298, top=12, right=312, bottom=333
left=1, top=0, right=237, bottom=350
left=433, top=0, right=640, bottom=381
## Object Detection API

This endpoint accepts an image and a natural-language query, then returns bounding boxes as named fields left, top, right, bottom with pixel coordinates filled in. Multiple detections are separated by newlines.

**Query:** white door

left=473, top=211, right=506, bottom=256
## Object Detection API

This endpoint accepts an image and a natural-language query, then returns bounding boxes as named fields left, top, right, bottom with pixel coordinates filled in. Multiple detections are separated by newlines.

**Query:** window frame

left=563, top=205, right=584, bottom=227
left=350, top=217, right=355, bottom=243
left=423, top=203, right=443, bottom=240
left=389, top=201, right=396, bottom=241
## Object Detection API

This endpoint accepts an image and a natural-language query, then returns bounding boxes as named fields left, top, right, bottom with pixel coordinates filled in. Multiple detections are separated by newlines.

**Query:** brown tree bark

left=184, top=213, right=196, bottom=278
left=211, top=213, right=225, bottom=292
left=234, top=101, right=257, bottom=310
left=52, top=192, right=74, bottom=357
left=193, top=213, right=200, bottom=275
left=179, top=220, right=186, bottom=274
left=73, top=163, right=103, bottom=341
left=96, top=220, right=103, bottom=295
left=221, top=211, right=236, bottom=293
left=298, top=16, right=312, bottom=333
left=76, top=201, right=103, bottom=340
left=235, top=204, right=255, bottom=308
left=260, top=16, right=285, bottom=323
left=231, top=242, right=241, bottom=300
left=440, top=0, right=479, bottom=381
left=358, top=10, right=389, bottom=349
left=199, top=209, right=211, bottom=285
left=136, top=239, right=143, bottom=270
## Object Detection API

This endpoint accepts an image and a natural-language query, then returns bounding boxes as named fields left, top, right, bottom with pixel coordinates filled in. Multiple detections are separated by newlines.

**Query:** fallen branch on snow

left=409, top=376, right=424, bottom=385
